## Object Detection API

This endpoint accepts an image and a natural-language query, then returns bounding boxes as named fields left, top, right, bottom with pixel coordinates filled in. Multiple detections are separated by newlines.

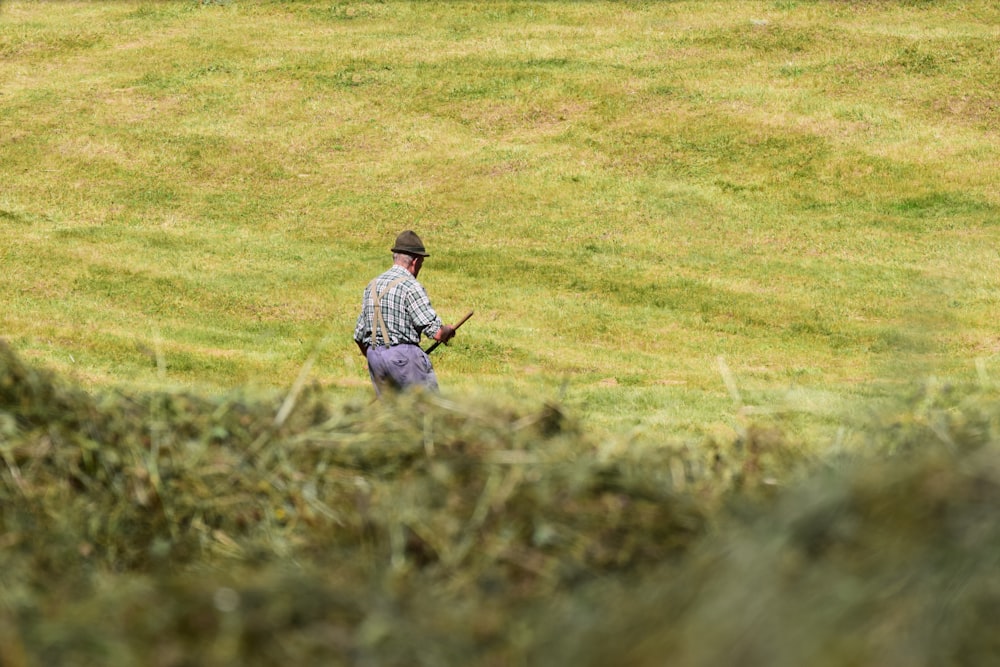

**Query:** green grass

left=1, top=0, right=998, bottom=440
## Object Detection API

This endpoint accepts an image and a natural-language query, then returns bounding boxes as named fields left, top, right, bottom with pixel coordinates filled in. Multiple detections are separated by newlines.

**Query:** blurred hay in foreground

left=2, top=340, right=999, bottom=666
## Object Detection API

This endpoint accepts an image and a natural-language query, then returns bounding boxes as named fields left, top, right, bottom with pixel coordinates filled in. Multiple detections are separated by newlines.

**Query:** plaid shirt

left=353, top=265, right=443, bottom=347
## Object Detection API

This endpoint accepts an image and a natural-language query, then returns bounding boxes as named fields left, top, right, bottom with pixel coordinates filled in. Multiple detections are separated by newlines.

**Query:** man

left=353, top=230, right=456, bottom=396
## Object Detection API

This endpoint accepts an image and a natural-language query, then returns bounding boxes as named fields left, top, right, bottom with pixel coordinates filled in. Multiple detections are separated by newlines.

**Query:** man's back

left=352, top=230, right=456, bottom=396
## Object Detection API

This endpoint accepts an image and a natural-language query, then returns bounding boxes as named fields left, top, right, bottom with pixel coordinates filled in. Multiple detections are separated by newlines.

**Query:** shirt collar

left=387, top=264, right=412, bottom=280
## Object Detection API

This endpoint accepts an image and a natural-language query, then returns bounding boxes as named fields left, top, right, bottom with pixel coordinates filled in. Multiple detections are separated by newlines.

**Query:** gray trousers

left=366, top=344, right=439, bottom=396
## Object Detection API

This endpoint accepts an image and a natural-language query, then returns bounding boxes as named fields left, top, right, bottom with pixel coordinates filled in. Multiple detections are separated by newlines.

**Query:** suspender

left=369, top=276, right=408, bottom=348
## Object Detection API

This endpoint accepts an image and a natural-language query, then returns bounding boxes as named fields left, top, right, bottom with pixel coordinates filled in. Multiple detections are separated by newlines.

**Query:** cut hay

left=2, top=340, right=999, bottom=665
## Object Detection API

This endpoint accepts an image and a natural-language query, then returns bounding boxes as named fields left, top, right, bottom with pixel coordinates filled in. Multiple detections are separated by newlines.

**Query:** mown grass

left=2, top=0, right=999, bottom=442
left=4, top=334, right=1000, bottom=666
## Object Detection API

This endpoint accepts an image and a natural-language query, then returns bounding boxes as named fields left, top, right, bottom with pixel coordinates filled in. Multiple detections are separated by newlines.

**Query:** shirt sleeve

left=353, top=284, right=372, bottom=344
left=405, top=282, right=443, bottom=340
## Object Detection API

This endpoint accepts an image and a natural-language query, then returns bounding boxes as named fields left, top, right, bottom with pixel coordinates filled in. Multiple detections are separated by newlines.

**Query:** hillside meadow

left=1, top=1, right=1000, bottom=664
left=2, top=0, right=997, bottom=438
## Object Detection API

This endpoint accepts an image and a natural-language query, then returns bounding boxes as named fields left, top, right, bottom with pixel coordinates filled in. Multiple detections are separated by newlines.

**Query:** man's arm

left=424, top=311, right=473, bottom=354
left=406, top=283, right=449, bottom=342
left=353, top=285, right=373, bottom=356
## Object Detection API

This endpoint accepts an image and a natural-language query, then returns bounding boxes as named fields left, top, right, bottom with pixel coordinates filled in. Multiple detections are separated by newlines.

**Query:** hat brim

left=391, top=246, right=429, bottom=257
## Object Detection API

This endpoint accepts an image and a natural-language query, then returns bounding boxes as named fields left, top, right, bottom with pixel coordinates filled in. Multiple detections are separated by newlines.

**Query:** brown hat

left=391, top=230, right=429, bottom=257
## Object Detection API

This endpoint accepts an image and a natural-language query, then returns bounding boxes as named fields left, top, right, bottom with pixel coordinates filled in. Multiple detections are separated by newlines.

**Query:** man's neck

left=394, top=257, right=418, bottom=277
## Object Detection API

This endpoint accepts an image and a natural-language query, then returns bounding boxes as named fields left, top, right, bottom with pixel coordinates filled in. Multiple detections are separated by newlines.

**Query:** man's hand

left=356, top=340, right=369, bottom=357
left=435, top=325, right=456, bottom=345
left=424, top=311, right=472, bottom=355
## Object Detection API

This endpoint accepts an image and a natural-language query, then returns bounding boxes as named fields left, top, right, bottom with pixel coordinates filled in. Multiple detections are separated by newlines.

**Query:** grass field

left=2, top=1, right=999, bottom=435
left=0, top=1, right=1000, bottom=428
left=3, top=2, right=1000, bottom=664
